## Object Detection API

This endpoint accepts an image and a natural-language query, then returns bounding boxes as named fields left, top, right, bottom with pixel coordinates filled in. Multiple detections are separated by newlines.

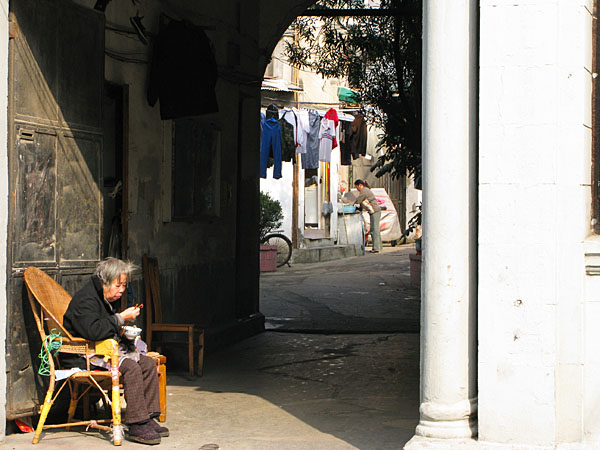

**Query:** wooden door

left=6, top=0, right=104, bottom=419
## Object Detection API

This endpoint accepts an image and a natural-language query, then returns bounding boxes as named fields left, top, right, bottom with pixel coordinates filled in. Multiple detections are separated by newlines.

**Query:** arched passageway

left=0, top=0, right=478, bottom=448
left=257, top=1, right=478, bottom=447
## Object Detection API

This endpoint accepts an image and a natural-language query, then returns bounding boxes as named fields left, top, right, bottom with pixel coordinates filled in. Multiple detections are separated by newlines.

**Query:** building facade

left=0, top=0, right=598, bottom=448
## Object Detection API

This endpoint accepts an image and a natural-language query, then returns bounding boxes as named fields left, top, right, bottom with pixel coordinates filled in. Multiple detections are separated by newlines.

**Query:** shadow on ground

left=1, top=247, right=421, bottom=450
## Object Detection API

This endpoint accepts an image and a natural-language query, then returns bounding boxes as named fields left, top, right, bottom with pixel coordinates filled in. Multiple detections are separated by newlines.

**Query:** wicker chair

left=24, top=266, right=124, bottom=445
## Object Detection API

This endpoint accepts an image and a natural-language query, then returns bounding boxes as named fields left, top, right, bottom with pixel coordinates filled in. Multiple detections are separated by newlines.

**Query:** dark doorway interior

left=102, top=83, right=127, bottom=260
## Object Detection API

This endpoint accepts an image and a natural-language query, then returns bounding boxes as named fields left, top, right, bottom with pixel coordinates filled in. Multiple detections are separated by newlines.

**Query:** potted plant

left=259, top=192, right=284, bottom=272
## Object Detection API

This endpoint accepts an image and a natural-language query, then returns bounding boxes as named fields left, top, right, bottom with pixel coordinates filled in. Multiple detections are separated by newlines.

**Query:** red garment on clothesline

left=324, top=108, right=339, bottom=148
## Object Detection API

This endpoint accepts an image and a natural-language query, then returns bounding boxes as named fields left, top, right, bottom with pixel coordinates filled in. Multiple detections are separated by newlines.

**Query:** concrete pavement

left=261, top=245, right=420, bottom=333
left=2, top=246, right=421, bottom=450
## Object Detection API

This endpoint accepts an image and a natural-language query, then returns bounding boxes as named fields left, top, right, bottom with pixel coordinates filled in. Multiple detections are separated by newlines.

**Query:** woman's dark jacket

left=63, top=276, right=122, bottom=342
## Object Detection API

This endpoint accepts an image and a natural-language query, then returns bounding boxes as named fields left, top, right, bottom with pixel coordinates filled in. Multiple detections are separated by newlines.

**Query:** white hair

left=95, top=258, right=137, bottom=285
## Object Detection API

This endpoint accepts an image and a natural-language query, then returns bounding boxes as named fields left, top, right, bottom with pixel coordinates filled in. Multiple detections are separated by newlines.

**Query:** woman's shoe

left=149, top=419, right=170, bottom=437
left=127, top=421, right=161, bottom=445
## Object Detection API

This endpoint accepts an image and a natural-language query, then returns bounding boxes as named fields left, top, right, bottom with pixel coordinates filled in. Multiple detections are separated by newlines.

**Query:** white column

left=416, top=0, right=478, bottom=440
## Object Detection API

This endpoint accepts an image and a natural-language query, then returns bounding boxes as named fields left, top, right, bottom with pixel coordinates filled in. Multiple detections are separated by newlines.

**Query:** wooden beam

left=299, top=8, right=420, bottom=17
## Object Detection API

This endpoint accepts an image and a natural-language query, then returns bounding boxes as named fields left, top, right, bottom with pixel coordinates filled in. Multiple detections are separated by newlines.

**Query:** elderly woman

left=63, top=257, right=168, bottom=445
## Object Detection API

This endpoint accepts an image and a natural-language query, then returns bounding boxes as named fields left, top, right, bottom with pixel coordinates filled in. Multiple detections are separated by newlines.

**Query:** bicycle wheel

left=262, top=233, right=292, bottom=268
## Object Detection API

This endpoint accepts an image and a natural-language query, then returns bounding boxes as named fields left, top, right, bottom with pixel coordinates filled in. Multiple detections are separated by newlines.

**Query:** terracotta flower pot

left=260, top=245, right=278, bottom=272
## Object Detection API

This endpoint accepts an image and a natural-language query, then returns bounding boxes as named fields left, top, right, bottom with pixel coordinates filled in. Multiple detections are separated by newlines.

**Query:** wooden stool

left=148, top=352, right=167, bottom=422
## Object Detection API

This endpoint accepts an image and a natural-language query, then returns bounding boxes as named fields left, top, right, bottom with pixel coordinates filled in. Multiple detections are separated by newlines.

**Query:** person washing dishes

left=354, top=179, right=382, bottom=253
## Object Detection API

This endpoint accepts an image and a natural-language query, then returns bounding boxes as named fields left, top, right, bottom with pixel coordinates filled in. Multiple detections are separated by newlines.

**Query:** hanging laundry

left=350, top=114, right=368, bottom=158
left=319, top=116, right=336, bottom=162
left=303, top=110, right=321, bottom=170
left=281, top=109, right=299, bottom=147
left=147, top=19, right=218, bottom=119
left=260, top=118, right=282, bottom=179
left=295, top=109, right=310, bottom=154
left=324, top=108, right=339, bottom=148
left=266, top=103, right=279, bottom=120
left=279, top=115, right=296, bottom=162
left=339, top=121, right=353, bottom=165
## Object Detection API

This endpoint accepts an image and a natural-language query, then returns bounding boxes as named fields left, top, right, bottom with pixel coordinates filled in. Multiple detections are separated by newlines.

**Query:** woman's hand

left=120, top=306, right=141, bottom=322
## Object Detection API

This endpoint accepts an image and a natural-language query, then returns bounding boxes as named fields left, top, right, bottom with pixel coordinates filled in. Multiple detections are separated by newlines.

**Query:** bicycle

left=395, top=204, right=422, bottom=245
left=261, top=232, right=292, bottom=268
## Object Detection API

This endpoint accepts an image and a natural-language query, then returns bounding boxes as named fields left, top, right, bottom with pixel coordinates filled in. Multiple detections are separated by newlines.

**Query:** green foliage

left=259, top=191, right=284, bottom=241
left=285, top=0, right=422, bottom=180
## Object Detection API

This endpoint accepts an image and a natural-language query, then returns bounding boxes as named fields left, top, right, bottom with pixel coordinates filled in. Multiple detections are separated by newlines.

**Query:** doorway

left=102, top=83, right=128, bottom=260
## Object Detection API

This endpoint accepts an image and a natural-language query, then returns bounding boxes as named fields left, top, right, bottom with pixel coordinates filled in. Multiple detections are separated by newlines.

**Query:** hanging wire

left=262, top=96, right=354, bottom=106
left=38, top=329, right=62, bottom=376
left=104, top=49, right=149, bottom=64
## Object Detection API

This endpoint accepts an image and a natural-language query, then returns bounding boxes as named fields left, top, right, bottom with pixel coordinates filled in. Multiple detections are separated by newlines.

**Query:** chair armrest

left=59, top=338, right=94, bottom=356
left=65, top=337, right=90, bottom=344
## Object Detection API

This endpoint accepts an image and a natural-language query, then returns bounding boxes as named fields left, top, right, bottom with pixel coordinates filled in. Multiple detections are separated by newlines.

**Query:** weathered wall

left=478, top=0, right=593, bottom=446
left=0, top=0, right=9, bottom=439
left=0, top=0, right=319, bottom=420
left=61, top=0, right=266, bottom=357
left=79, top=0, right=323, bottom=348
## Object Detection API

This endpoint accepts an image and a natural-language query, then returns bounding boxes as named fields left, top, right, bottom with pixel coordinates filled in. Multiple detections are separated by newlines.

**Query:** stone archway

left=256, top=1, right=479, bottom=447
left=0, top=0, right=479, bottom=444
left=258, top=0, right=317, bottom=74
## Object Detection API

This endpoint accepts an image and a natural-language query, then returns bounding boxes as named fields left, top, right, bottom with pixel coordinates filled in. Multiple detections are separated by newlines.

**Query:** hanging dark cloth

left=266, top=103, right=279, bottom=120
left=147, top=19, right=218, bottom=119
left=339, top=121, right=353, bottom=166
left=350, top=114, right=368, bottom=159
left=279, top=116, right=296, bottom=162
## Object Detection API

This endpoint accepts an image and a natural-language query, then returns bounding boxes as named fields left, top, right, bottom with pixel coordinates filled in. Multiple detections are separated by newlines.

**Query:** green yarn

left=38, top=328, right=62, bottom=376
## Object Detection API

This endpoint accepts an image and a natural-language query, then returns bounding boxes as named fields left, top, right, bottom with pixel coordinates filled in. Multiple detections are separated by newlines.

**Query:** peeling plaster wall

left=478, top=1, right=593, bottom=446
left=0, top=0, right=8, bottom=439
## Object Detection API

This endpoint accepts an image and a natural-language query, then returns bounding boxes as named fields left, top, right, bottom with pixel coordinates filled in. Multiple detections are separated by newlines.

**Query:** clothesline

left=261, top=105, right=356, bottom=122
left=260, top=105, right=368, bottom=180
left=262, top=96, right=361, bottom=106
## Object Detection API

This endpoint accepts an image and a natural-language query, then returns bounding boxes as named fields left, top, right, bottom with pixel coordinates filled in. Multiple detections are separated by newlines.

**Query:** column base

left=404, top=435, right=479, bottom=450
left=406, top=437, right=590, bottom=450
left=416, top=398, right=478, bottom=439
left=416, top=417, right=478, bottom=439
